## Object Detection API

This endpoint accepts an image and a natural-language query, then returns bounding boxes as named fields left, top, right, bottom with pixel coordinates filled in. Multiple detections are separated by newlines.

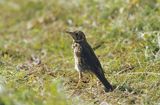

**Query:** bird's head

left=65, top=30, right=86, bottom=43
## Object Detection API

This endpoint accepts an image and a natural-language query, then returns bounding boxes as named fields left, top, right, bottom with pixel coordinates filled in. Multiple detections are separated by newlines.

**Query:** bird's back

left=79, top=41, right=104, bottom=74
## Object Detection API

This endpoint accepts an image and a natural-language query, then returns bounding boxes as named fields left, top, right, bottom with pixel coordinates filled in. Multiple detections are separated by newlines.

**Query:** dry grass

left=0, top=0, right=160, bottom=105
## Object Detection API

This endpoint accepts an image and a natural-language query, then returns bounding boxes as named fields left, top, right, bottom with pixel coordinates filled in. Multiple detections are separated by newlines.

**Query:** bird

left=65, top=30, right=113, bottom=92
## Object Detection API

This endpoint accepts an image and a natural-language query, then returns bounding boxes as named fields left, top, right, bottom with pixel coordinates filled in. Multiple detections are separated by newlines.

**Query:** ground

left=0, top=0, right=160, bottom=105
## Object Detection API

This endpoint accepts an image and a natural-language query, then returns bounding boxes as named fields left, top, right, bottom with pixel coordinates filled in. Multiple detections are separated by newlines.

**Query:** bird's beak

left=65, top=31, right=74, bottom=35
left=65, top=31, right=75, bottom=39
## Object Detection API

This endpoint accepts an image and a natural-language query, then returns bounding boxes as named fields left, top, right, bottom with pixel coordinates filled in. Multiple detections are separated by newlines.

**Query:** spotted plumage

left=66, top=30, right=113, bottom=92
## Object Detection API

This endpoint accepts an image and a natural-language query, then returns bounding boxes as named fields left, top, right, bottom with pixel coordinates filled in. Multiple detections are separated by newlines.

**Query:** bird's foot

left=75, top=79, right=82, bottom=88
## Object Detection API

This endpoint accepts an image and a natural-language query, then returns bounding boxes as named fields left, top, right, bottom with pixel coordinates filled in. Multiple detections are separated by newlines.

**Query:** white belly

left=72, top=43, right=83, bottom=72
left=74, top=50, right=80, bottom=71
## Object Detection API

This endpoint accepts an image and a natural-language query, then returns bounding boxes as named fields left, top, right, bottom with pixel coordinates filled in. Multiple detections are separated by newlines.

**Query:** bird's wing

left=81, top=42, right=104, bottom=73
left=80, top=42, right=113, bottom=91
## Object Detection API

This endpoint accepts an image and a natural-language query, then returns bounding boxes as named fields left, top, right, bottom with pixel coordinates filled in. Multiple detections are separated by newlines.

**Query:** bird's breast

left=72, top=43, right=84, bottom=72
left=73, top=46, right=81, bottom=71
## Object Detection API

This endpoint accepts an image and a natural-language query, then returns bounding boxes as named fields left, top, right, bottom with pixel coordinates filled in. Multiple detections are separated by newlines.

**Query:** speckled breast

left=72, top=43, right=88, bottom=72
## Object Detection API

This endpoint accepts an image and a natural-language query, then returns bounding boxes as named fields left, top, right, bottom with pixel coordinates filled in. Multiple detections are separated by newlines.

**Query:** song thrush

left=66, top=30, right=113, bottom=92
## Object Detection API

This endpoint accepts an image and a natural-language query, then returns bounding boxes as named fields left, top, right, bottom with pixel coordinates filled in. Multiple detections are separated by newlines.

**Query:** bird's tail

left=94, top=71, right=113, bottom=92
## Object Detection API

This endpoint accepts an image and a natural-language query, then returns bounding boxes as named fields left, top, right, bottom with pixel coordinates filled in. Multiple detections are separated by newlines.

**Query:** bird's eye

left=75, top=33, right=79, bottom=36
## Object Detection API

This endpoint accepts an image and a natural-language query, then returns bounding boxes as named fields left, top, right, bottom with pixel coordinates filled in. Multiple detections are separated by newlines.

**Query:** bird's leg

left=97, top=81, right=100, bottom=94
left=69, top=72, right=82, bottom=97
left=76, top=71, right=82, bottom=88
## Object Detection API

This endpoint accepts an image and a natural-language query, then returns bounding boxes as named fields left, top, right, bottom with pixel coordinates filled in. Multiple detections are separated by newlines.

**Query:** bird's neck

left=74, top=39, right=87, bottom=43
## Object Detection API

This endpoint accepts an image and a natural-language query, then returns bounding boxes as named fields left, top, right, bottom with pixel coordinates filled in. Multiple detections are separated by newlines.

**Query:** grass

left=0, top=0, right=160, bottom=105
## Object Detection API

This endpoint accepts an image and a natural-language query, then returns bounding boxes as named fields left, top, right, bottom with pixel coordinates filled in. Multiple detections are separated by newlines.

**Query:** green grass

left=0, top=0, right=160, bottom=105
